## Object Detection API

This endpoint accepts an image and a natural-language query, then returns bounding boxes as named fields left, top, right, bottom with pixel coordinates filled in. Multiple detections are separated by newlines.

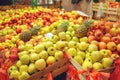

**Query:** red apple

left=90, top=40, right=99, bottom=46
left=88, top=36, right=96, bottom=43
left=101, top=36, right=111, bottom=43
left=111, top=37, right=120, bottom=44
left=107, top=42, right=116, bottom=51
left=94, top=30, right=104, bottom=40
left=98, top=42, right=107, bottom=50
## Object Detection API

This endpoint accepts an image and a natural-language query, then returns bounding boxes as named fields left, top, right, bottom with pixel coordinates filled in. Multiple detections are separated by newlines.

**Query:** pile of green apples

left=8, top=20, right=117, bottom=80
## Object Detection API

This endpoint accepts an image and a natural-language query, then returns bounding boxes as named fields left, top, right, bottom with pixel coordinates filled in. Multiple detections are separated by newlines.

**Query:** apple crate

left=106, top=7, right=119, bottom=21
left=25, top=58, right=69, bottom=80
left=92, top=2, right=108, bottom=12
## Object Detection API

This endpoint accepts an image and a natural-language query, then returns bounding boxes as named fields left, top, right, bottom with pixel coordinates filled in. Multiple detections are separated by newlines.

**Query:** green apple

left=102, top=57, right=113, bottom=68
left=80, top=37, right=88, bottom=42
left=55, top=51, right=64, bottom=61
left=45, top=41, right=53, bottom=49
left=10, top=70, right=20, bottom=79
left=82, top=58, right=93, bottom=69
left=35, top=59, right=46, bottom=70
left=67, top=26, right=74, bottom=32
left=16, top=60, right=22, bottom=68
left=100, top=49, right=110, bottom=58
left=67, top=48, right=77, bottom=57
left=74, top=55, right=83, bottom=65
left=20, top=65, right=28, bottom=72
left=18, top=51, right=28, bottom=58
left=77, top=51, right=85, bottom=60
left=28, top=49, right=35, bottom=53
left=51, top=35, right=59, bottom=43
left=85, top=52, right=91, bottom=58
left=56, top=41, right=67, bottom=50
left=72, top=36, right=79, bottom=42
left=19, top=71, right=30, bottom=80
left=93, top=62, right=103, bottom=70
left=47, top=47, right=56, bottom=56
left=88, top=44, right=98, bottom=52
left=30, top=53, right=39, bottom=62
left=58, top=32, right=66, bottom=40
left=9, top=65, right=18, bottom=74
left=34, top=44, right=45, bottom=53
left=28, top=63, right=37, bottom=74
left=25, top=43, right=34, bottom=51
left=77, top=42, right=89, bottom=51
left=39, top=50, right=48, bottom=60
left=65, top=34, right=71, bottom=41
left=68, top=41, right=77, bottom=48
left=91, top=51, right=103, bottom=62
left=20, top=54, right=30, bottom=65
left=71, top=31, right=75, bottom=37
left=46, top=56, right=56, bottom=65
left=18, top=44, right=25, bottom=51
left=66, top=31, right=71, bottom=35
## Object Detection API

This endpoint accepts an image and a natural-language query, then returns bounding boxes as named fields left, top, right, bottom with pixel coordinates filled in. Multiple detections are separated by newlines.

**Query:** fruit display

left=0, top=6, right=119, bottom=80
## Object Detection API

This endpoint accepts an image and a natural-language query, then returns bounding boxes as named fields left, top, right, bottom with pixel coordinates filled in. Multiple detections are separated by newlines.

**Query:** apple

left=28, top=49, right=35, bottom=53
left=18, top=71, right=30, bottom=80
left=35, top=59, right=46, bottom=70
left=102, top=57, right=113, bottom=68
left=16, top=60, right=22, bottom=68
left=28, top=63, right=37, bottom=74
left=68, top=41, right=77, bottom=48
left=117, top=44, right=120, bottom=52
left=77, top=42, right=89, bottom=51
left=80, top=37, right=88, bottom=42
left=18, top=51, right=28, bottom=58
left=82, top=58, right=93, bottom=69
left=65, top=34, right=71, bottom=41
left=18, top=44, right=25, bottom=51
left=107, top=42, right=116, bottom=51
left=91, top=51, right=103, bottom=62
left=34, top=44, right=45, bottom=53
left=45, top=41, right=53, bottom=49
left=110, top=27, right=118, bottom=36
left=55, top=51, right=64, bottom=61
left=90, top=40, right=99, bottom=46
left=20, top=54, right=30, bottom=65
left=100, top=49, right=111, bottom=58
left=30, top=53, right=39, bottom=62
left=74, top=55, right=83, bottom=65
left=10, top=70, right=20, bottom=79
left=111, top=37, right=120, bottom=44
left=98, top=42, right=106, bottom=50
left=39, top=50, right=48, bottom=60
left=67, top=48, right=77, bottom=57
left=47, top=47, right=56, bottom=56
left=77, top=50, right=85, bottom=60
left=88, top=35, right=96, bottom=43
left=101, top=36, right=111, bottom=43
left=93, top=62, right=103, bottom=70
left=72, top=36, right=79, bottom=42
left=20, top=65, right=28, bottom=72
left=9, top=66, right=18, bottom=74
left=67, top=26, right=74, bottom=32
left=88, top=44, right=98, bottom=52
left=46, top=56, right=56, bottom=65
left=24, top=43, right=34, bottom=51
left=58, top=32, right=66, bottom=40
left=56, top=41, right=67, bottom=50
left=51, top=35, right=59, bottom=43
left=85, top=52, right=91, bottom=58
left=94, top=30, right=103, bottom=40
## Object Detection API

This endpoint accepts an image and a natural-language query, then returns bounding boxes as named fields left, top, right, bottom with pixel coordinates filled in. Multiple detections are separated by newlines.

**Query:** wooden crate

left=106, top=7, right=119, bottom=21
left=26, top=58, right=69, bottom=80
